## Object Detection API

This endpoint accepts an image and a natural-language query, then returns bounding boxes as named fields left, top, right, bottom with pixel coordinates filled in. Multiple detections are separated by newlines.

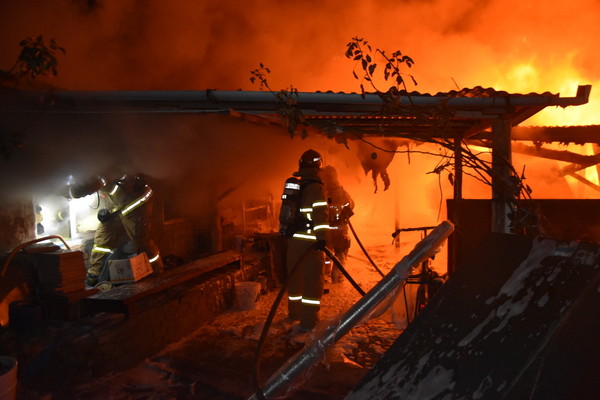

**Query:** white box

left=108, top=253, right=153, bottom=284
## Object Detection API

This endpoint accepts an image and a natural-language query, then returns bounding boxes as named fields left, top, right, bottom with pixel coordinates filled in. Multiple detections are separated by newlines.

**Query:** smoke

left=0, top=0, right=598, bottom=243
left=0, top=0, right=597, bottom=99
left=1, top=0, right=599, bottom=125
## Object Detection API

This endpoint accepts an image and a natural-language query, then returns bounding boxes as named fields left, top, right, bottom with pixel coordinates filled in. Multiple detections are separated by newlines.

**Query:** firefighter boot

left=86, top=273, right=99, bottom=287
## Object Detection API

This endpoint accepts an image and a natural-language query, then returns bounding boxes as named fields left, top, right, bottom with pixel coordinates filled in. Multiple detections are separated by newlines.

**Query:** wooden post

left=491, top=118, right=512, bottom=233
left=448, top=134, right=463, bottom=276
left=454, top=134, right=463, bottom=200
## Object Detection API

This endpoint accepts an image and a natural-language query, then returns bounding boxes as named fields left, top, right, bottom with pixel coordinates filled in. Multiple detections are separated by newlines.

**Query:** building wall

left=0, top=198, right=35, bottom=252
left=6, top=255, right=266, bottom=395
left=447, top=199, right=600, bottom=274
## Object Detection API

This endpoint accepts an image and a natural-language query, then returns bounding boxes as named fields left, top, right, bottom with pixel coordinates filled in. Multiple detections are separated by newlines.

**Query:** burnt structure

left=2, top=85, right=596, bottom=265
left=1, top=85, right=598, bottom=398
left=347, top=233, right=599, bottom=399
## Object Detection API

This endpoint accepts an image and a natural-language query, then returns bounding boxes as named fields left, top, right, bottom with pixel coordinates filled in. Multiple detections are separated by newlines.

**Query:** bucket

left=0, top=356, right=17, bottom=400
left=234, top=281, right=261, bottom=311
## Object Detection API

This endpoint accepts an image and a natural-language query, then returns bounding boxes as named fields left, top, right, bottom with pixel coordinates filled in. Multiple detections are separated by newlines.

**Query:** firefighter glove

left=315, top=239, right=327, bottom=251
left=341, top=207, right=354, bottom=220
left=97, top=208, right=113, bottom=223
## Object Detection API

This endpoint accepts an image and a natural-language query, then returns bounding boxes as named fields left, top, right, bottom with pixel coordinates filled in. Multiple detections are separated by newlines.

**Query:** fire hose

left=253, top=241, right=366, bottom=400
left=348, top=219, right=386, bottom=278
left=1, top=235, right=71, bottom=279
left=249, top=221, right=455, bottom=400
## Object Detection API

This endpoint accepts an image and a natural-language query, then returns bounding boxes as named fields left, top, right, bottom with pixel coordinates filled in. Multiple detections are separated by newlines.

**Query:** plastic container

left=234, top=281, right=261, bottom=311
left=0, top=356, right=17, bottom=400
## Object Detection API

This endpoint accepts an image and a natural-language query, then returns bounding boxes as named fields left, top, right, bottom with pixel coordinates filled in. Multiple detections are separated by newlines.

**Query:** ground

left=22, top=243, right=420, bottom=400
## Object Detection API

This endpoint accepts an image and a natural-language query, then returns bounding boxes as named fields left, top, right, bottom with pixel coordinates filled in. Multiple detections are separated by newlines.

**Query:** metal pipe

left=248, top=220, right=454, bottom=400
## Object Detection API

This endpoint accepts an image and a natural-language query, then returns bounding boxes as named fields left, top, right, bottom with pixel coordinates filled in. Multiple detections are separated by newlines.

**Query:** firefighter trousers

left=286, top=238, right=325, bottom=330
left=87, top=216, right=128, bottom=278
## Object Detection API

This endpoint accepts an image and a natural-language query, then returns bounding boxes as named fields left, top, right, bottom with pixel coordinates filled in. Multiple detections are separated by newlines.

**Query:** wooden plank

left=491, top=118, right=512, bottom=234
left=84, top=250, right=241, bottom=314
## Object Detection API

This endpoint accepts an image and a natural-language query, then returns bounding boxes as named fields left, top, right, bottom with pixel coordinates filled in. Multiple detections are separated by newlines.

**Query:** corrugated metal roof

left=0, top=85, right=591, bottom=141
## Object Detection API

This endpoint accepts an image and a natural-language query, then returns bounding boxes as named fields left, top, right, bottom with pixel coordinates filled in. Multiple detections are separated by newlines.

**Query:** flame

left=583, top=143, right=600, bottom=186
left=1, top=0, right=599, bottom=263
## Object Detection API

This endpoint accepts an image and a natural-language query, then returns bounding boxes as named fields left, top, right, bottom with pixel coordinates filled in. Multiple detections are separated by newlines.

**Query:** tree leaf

left=368, top=64, right=376, bottom=75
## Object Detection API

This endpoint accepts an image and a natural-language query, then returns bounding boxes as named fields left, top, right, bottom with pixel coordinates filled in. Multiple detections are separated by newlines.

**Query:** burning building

left=1, top=83, right=598, bottom=398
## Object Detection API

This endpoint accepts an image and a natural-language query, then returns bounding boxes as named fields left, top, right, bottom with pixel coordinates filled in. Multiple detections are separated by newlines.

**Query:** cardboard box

left=108, top=253, right=153, bottom=284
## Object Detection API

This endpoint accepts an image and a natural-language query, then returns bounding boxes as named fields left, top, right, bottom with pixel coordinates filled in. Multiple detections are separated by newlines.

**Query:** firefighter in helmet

left=68, top=174, right=164, bottom=286
left=284, top=149, right=330, bottom=332
left=322, top=165, right=354, bottom=283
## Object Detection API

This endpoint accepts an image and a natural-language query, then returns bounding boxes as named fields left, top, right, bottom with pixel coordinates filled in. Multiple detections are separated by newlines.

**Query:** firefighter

left=68, top=174, right=164, bottom=286
left=322, top=165, right=354, bottom=283
left=284, top=149, right=330, bottom=332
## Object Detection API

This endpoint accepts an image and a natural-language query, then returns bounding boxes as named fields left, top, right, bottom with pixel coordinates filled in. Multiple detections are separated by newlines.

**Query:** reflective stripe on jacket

left=291, top=170, right=330, bottom=241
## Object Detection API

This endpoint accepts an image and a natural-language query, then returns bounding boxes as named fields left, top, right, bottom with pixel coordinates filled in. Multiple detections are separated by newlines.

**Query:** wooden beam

left=491, top=118, right=512, bottom=233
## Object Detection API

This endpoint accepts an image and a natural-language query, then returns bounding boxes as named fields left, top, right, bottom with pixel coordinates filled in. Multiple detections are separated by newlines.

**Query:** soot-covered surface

left=347, top=233, right=600, bottom=400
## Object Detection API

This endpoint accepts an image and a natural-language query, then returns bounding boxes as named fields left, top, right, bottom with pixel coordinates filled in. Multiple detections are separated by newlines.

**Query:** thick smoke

left=1, top=0, right=599, bottom=107
left=0, top=0, right=598, bottom=248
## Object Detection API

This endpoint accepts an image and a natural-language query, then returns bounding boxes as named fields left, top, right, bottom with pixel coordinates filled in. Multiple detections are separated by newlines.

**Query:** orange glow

left=583, top=144, right=600, bottom=186
left=1, top=0, right=599, bottom=273
left=561, top=143, right=600, bottom=198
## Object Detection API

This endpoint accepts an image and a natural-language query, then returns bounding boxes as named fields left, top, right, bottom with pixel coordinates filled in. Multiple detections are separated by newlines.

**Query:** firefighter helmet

left=69, top=175, right=106, bottom=199
left=299, top=149, right=322, bottom=169
left=114, top=174, right=146, bottom=195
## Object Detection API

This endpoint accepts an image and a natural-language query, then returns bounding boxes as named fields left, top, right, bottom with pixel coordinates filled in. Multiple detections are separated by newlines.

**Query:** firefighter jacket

left=101, top=178, right=156, bottom=255
left=291, top=168, right=330, bottom=242
left=88, top=177, right=162, bottom=278
left=327, top=185, right=354, bottom=228
left=327, top=184, right=354, bottom=251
